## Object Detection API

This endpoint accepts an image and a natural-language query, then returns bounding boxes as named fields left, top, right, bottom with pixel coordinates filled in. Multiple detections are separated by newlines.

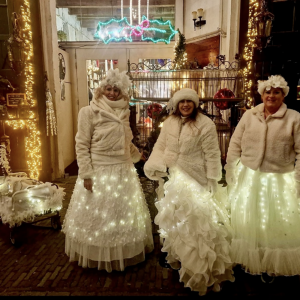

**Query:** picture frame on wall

left=6, top=93, right=27, bottom=107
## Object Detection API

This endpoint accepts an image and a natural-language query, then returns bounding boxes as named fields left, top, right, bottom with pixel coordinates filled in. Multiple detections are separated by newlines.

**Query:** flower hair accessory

left=257, top=75, right=289, bottom=96
left=166, top=88, right=199, bottom=115
left=99, top=68, right=132, bottom=96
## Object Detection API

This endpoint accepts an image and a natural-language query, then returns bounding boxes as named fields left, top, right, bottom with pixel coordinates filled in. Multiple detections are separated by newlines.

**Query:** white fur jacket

left=225, top=103, right=300, bottom=181
left=75, top=98, right=141, bottom=179
left=144, top=113, right=222, bottom=186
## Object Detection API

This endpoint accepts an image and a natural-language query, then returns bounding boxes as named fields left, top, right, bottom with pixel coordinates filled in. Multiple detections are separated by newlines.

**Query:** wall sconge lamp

left=192, top=9, right=206, bottom=30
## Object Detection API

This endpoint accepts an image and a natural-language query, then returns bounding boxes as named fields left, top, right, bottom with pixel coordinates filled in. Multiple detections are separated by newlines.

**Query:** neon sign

left=94, top=16, right=177, bottom=44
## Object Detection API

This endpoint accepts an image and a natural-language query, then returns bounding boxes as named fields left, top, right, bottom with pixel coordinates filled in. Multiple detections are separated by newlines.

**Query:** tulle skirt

left=155, top=166, right=234, bottom=296
left=63, top=163, right=154, bottom=272
left=229, top=163, right=300, bottom=276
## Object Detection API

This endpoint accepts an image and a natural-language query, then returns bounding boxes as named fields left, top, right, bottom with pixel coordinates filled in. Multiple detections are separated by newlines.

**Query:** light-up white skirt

left=229, top=163, right=300, bottom=276
left=62, top=163, right=154, bottom=272
left=155, top=166, right=234, bottom=296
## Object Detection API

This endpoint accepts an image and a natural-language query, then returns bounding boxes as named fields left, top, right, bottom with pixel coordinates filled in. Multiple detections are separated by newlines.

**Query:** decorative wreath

left=213, top=88, right=235, bottom=110
left=147, top=103, right=162, bottom=119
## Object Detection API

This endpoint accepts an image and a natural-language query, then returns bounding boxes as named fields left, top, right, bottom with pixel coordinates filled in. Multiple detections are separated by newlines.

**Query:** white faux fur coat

left=225, top=103, right=300, bottom=181
left=75, top=98, right=141, bottom=179
left=144, top=113, right=222, bottom=186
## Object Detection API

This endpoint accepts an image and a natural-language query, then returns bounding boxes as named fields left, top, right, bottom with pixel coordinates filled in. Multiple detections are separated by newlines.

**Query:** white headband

left=166, top=88, right=199, bottom=115
left=257, top=75, right=289, bottom=97
left=99, top=68, right=132, bottom=96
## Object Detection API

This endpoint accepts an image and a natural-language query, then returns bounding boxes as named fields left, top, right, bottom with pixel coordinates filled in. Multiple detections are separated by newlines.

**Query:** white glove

left=207, top=179, right=218, bottom=195
left=225, top=169, right=236, bottom=186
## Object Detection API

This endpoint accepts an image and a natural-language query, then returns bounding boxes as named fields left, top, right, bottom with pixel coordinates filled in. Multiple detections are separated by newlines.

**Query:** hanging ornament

left=45, top=89, right=57, bottom=136
left=58, top=53, right=66, bottom=101
left=147, top=103, right=162, bottom=119
left=213, top=88, right=235, bottom=110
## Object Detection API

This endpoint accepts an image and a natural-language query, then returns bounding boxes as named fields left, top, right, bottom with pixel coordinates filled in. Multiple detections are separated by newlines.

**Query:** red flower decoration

left=213, top=88, right=235, bottom=110
left=147, top=103, right=162, bottom=119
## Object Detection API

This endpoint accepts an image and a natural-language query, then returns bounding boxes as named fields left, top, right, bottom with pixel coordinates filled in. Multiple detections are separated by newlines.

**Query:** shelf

left=0, top=118, right=37, bottom=121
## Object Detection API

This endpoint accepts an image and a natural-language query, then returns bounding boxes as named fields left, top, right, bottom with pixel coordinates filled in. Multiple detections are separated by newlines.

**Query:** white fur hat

left=257, top=75, right=289, bottom=96
left=99, top=68, right=132, bottom=96
left=167, top=88, right=199, bottom=114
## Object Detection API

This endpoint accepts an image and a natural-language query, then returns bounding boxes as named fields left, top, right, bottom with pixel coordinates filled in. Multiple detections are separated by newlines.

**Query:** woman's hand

left=225, top=170, right=236, bottom=186
left=207, top=179, right=218, bottom=195
left=84, top=178, right=93, bottom=192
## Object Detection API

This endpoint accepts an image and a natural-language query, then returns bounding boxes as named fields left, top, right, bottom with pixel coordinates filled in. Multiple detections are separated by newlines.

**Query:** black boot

left=261, top=273, right=275, bottom=283
left=159, top=251, right=171, bottom=268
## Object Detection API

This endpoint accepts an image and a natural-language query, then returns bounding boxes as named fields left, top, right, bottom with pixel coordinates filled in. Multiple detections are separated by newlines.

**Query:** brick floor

left=0, top=175, right=300, bottom=296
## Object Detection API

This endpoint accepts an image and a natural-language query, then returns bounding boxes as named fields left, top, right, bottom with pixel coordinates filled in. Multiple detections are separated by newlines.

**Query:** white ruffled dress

left=155, top=166, right=234, bottom=296
left=63, top=97, right=154, bottom=272
left=229, top=162, right=300, bottom=276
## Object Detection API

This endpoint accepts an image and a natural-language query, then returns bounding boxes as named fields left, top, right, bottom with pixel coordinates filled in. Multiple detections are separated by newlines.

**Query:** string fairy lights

left=5, top=0, right=42, bottom=179
left=45, top=89, right=57, bottom=136
left=242, top=0, right=260, bottom=108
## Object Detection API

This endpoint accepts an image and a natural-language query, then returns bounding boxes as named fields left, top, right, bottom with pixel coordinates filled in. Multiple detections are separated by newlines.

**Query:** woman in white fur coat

left=225, top=75, right=300, bottom=282
left=63, top=69, right=154, bottom=272
left=144, top=88, right=234, bottom=296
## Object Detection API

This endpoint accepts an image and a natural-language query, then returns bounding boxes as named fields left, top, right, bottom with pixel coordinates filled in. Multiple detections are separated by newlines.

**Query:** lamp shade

left=197, top=8, right=204, bottom=17
left=192, top=11, right=197, bottom=20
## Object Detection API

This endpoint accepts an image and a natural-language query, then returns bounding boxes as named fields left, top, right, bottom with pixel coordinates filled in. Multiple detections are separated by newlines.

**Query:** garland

left=45, top=89, right=57, bottom=136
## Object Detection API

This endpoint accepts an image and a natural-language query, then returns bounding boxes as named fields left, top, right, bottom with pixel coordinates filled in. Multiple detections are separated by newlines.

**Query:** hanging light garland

left=121, top=0, right=123, bottom=19
left=5, top=0, right=42, bottom=179
left=147, top=0, right=149, bottom=19
left=138, top=0, right=141, bottom=24
left=130, top=0, right=133, bottom=25
left=242, top=0, right=260, bottom=108
left=45, top=89, right=57, bottom=136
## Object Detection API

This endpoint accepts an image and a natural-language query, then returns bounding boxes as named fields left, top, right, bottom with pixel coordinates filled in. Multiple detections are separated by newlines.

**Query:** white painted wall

left=184, top=0, right=221, bottom=38
left=56, top=8, right=94, bottom=41
left=222, top=0, right=241, bottom=62
left=175, top=0, right=184, bottom=35
left=57, top=49, right=76, bottom=171
left=183, top=0, right=241, bottom=63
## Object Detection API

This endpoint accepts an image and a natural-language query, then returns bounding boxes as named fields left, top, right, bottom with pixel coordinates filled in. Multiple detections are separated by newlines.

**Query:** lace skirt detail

left=155, top=166, right=234, bottom=296
left=229, top=163, right=300, bottom=276
left=63, top=163, right=154, bottom=272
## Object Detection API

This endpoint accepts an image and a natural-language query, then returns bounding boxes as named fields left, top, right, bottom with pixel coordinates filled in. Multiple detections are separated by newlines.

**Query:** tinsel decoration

left=45, top=89, right=57, bottom=136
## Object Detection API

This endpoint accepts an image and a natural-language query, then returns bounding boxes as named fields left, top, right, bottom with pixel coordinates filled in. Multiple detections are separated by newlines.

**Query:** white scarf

left=92, top=95, right=128, bottom=116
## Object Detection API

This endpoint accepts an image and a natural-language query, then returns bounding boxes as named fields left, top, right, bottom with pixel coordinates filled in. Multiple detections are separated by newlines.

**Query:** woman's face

left=104, top=85, right=120, bottom=101
left=178, top=100, right=195, bottom=117
left=261, top=87, right=285, bottom=112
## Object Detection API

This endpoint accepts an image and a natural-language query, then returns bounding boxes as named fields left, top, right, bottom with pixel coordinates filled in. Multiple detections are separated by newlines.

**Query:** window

left=56, top=0, right=175, bottom=42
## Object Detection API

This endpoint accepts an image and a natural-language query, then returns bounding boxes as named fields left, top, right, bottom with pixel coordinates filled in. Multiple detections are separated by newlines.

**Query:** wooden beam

left=56, top=0, right=175, bottom=8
